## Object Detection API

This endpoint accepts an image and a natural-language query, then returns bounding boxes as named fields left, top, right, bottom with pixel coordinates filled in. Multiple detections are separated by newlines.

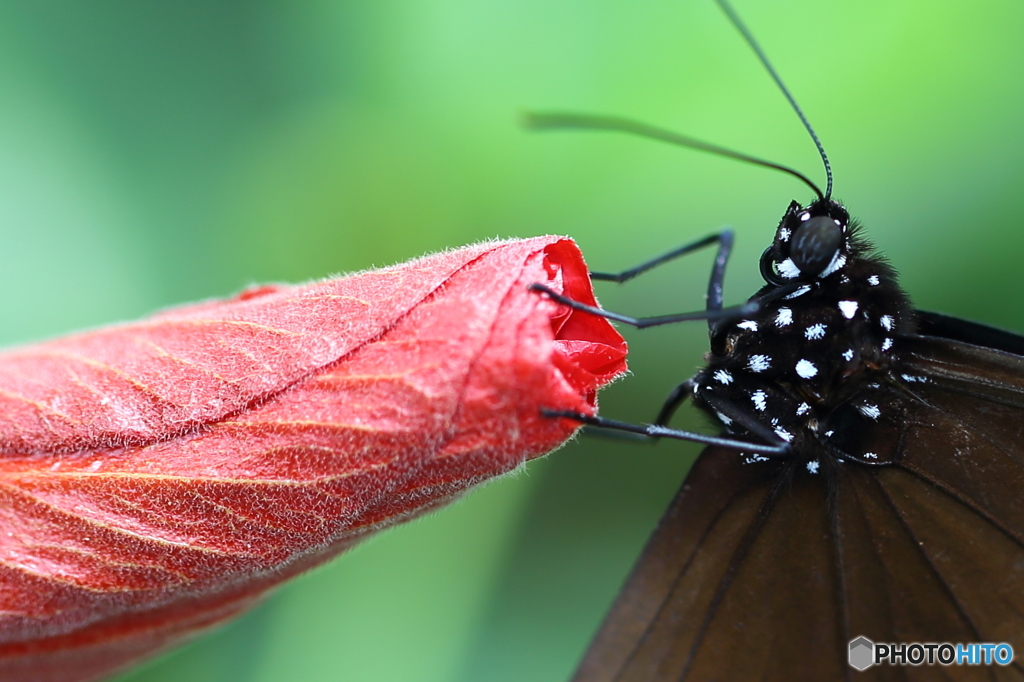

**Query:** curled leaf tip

left=0, top=236, right=626, bottom=682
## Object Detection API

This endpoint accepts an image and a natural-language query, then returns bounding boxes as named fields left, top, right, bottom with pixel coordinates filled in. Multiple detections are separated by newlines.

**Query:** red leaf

left=0, top=236, right=626, bottom=682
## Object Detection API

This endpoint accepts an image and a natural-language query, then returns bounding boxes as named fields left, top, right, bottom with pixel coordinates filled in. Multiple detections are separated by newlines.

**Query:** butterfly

left=529, top=0, right=1024, bottom=679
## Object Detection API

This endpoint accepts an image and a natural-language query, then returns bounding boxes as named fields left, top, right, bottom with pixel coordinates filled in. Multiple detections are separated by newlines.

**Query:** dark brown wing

left=573, top=334, right=1024, bottom=682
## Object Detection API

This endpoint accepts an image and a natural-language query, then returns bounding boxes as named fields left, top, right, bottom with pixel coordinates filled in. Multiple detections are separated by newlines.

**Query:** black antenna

left=523, top=112, right=825, bottom=202
left=716, top=0, right=833, bottom=199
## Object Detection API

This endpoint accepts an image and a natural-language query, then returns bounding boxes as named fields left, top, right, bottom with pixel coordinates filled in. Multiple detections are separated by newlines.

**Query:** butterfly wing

left=573, top=330, right=1024, bottom=681
left=888, top=336, right=1024, bottom=648
left=573, top=449, right=856, bottom=681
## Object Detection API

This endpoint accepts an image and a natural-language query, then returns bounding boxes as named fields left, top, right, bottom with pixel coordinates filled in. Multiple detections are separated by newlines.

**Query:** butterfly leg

left=549, top=373, right=791, bottom=455
left=654, top=379, right=695, bottom=426
left=595, top=230, right=735, bottom=322
left=543, top=407, right=790, bottom=455
left=590, top=231, right=733, bottom=286
left=530, top=284, right=753, bottom=327
left=531, top=230, right=751, bottom=328
left=536, top=230, right=786, bottom=451
left=699, top=391, right=792, bottom=455
left=577, top=379, right=696, bottom=443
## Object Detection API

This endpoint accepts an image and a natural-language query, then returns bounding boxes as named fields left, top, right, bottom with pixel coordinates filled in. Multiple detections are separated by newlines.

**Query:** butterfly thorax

left=692, top=198, right=914, bottom=471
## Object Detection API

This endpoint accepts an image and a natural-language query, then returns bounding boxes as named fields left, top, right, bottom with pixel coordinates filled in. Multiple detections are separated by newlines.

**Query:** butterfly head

left=760, top=198, right=851, bottom=285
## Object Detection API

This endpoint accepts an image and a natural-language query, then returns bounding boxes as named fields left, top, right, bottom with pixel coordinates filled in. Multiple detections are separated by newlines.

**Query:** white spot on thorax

left=839, top=300, right=859, bottom=319
left=799, top=212, right=811, bottom=221
left=858, top=404, right=881, bottom=420
left=779, top=227, right=791, bottom=241
left=774, top=426, right=794, bottom=442
left=795, top=359, right=818, bottom=379
left=881, top=338, right=893, bottom=351
left=748, top=355, right=771, bottom=372
left=796, top=402, right=811, bottom=416
left=806, top=460, right=820, bottom=474
left=864, top=452, right=878, bottom=459
left=777, top=258, right=801, bottom=279
left=868, top=275, right=881, bottom=286
left=805, top=323, right=826, bottom=340
left=775, top=307, right=793, bottom=327
left=737, top=320, right=758, bottom=331
left=751, top=390, right=768, bottom=411
left=713, top=369, right=733, bottom=385
left=880, top=315, right=894, bottom=331
left=842, top=349, right=855, bottom=361
left=901, top=374, right=929, bottom=383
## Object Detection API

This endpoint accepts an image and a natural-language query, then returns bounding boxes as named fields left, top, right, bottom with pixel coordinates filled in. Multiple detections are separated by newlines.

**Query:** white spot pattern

left=858, top=404, right=881, bottom=420
left=779, top=227, right=791, bottom=241
left=777, top=258, right=801, bottom=279
left=715, top=411, right=732, bottom=425
left=819, top=253, right=847, bottom=278
left=839, top=300, right=859, bottom=319
left=805, top=324, right=826, bottom=340
left=714, top=369, right=733, bottom=385
left=882, top=338, right=893, bottom=351
left=807, top=460, right=820, bottom=474
left=775, top=308, right=793, bottom=327
left=748, top=355, right=771, bottom=372
left=796, top=402, right=810, bottom=416
left=868, top=275, right=880, bottom=286
left=795, top=359, right=818, bottom=379
left=864, top=452, right=878, bottom=459
left=880, top=315, right=894, bottom=331
left=843, top=349, right=855, bottom=361
left=737, top=320, right=758, bottom=331
left=774, top=426, right=794, bottom=442
left=751, top=390, right=768, bottom=411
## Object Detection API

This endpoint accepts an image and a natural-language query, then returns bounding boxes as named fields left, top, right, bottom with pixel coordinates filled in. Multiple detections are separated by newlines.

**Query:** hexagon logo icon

left=849, top=636, right=874, bottom=671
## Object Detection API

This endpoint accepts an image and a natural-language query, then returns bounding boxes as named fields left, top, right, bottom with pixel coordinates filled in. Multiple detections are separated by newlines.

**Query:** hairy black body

left=695, top=198, right=913, bottom=476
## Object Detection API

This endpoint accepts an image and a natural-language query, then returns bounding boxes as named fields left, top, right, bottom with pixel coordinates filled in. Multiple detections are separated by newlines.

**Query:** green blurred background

left=0, top=1, right=1021, bottom=680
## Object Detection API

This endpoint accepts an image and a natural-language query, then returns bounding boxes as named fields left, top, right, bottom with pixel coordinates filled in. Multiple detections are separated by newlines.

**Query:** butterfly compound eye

left=791, top=215, right=843, bottom=275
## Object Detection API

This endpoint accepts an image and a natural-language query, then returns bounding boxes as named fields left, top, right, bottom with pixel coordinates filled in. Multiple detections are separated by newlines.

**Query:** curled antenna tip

left=519, top=110, right=540, bottom=129
left=715, top=0, right=833, bottom=199
left=521, top=111, right=586, bottom=131
left=517, top=111, right=825, bottom=201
